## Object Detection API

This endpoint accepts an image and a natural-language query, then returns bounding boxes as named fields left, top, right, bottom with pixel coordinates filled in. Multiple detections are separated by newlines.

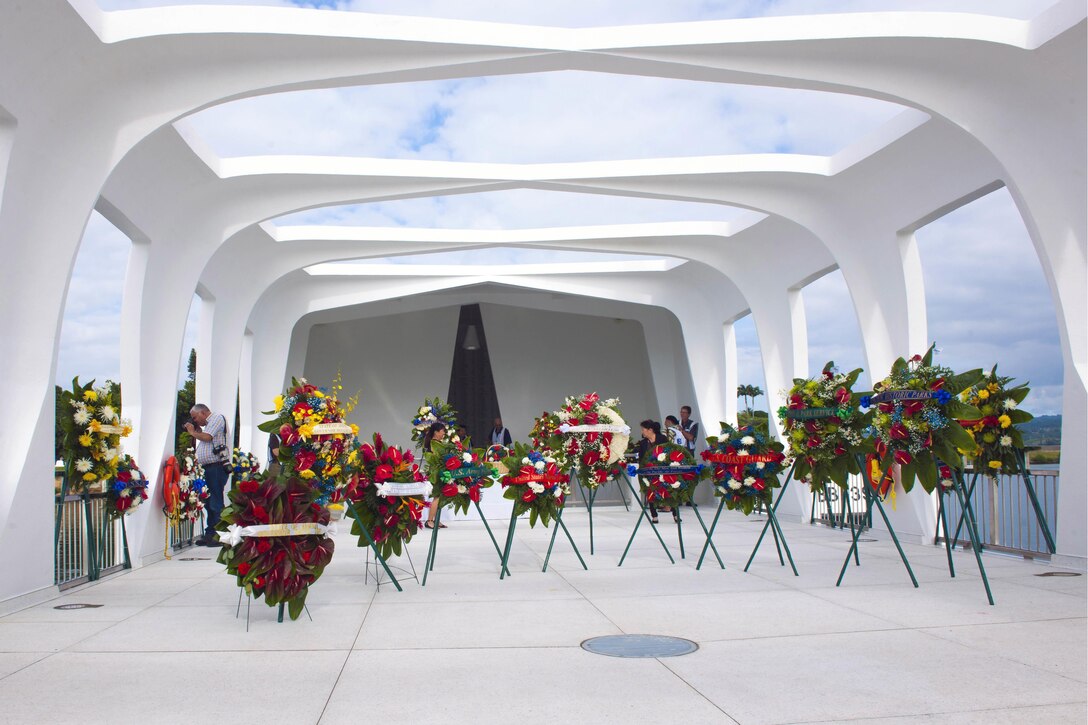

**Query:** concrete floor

left=1, top=507, right=1085, bottom=724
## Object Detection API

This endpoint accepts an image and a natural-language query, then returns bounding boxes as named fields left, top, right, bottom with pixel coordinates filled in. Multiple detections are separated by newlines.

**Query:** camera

left=213, top=443, right=231, bottom=473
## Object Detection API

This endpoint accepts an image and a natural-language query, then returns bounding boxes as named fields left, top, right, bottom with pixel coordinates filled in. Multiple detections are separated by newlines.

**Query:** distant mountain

left=1020, top=415, right=1062, bottom=446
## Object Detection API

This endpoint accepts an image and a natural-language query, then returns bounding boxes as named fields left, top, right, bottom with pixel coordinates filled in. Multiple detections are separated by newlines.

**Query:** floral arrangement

left=216, top=475, right=335, bottom=621
left=777, top=362, right=872, bottom=491
left=703, top=424, right=787, bottom=514
left=862, top=345, right=981, bottom=493
left=231, top=448, right=261, bottom=482
left=498, top=442, right=570, bottom=527
left=258, top=376, right=361, bottom=505
left=344, top=433, right=427, bottom=559
left=485, top=444, right=509, bottom=475
left=107, top=454, right=149, bottom=518
left=177, top=447, right=210, bottom=523
left=631, top=441, right=705, bottom=510
left=550, top=393, right=629, bottom=488
left=56, top=378, right=131, bottom=492
left=410, top=397, right=462, bottom=446
left=958, top=366, right=1033, bottom=479
left=424, top=439, right=496, bottom=515
left=528, top=410, right=571, bottom=473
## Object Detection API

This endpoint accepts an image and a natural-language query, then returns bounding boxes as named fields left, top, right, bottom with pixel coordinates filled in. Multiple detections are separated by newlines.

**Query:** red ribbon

left=703, top=453, right=782, bottom=464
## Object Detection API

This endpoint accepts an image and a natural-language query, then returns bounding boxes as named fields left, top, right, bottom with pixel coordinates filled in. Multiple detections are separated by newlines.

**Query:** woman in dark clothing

left=635, top=419, right=674, bottom=524
left=422, top=421, right=448, bottom=529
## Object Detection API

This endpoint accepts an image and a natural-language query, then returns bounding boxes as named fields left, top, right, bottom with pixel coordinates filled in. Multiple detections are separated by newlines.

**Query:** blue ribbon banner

left=627, top=464, right=703, bottom=477
left=862, top=389, right=952, bottom=408
left=783, top=407, right=838, bottom=420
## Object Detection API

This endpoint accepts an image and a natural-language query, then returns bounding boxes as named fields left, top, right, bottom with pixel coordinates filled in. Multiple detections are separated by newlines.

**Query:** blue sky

left=62, top=1, right=1066, bottom=415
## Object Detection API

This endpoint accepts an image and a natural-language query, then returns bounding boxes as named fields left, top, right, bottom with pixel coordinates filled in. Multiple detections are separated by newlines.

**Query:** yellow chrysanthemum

left=988, top=460, right=1003, bottom=470
left=347, top=449, right=359, bottom=464
left=987, top=383, right=999, bottom=393
left=297, top=423, right=315, bottom=440
left=998, top=415, right=1011, bottom=429
left=83, top=390, right=97, bottom=402
left=349, top=423, right=359, bottom=435
left=78, top=434, right=93, bottom=447
left=977, top=389, right=989, bottom=400
left=324, top=465, right=341, bottom=478
left=88, top=420, right=102, bottom=432
left=82, top=472, right=97, bottom=481
left=122, top=425, right=132, bottom=436
left=299, top=469, right=316, bottom=479
left=314, top=390, right=325, bottom=398
left=273, top=394, right=284, bottom=412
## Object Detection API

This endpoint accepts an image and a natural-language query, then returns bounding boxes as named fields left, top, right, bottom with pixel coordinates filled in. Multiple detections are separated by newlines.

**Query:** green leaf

left=946, top=369, right=984, bottom=394
left=945, top=420, right=977, bottom=451
left=899, top=459, right=917, bottom=492
left=915, top=456, right=938, bottom=493
left=944, top=399, right=981, bottom=420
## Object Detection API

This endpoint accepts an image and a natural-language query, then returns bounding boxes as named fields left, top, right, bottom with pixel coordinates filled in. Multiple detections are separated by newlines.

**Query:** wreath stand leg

left=573, top=470, right=597, bottom=555
left=83, top=492, right=100, bottom=582
left=472, top=501, right=509, bottom=576
left=615, top=474, right=630, bottom=511
left=744, top=470, right=798, bottom=575
left=948, top=470, right=980, bottom=551
left=344, top=501, right=403, bottom=592
left=422, top=506, right=442, bottom=586
left=499, top=507, right=519, bottom=580
left=837, top=456, right=918, bottom=588
left=951, top=469, right=995, bottom=605
left=1016, top=449, right=1057, bottom=553
left=690, top=500, right=725, bottom=570
left=937, top=489, right=956, bottom=578
left=843, top=489, right=860, bottom=566
left=618, top=476, right=675, bottom=567
left=695, top=498, right=726, bottom=570
left=120, top=516, right=131, bottom=570
left=54, top=470, right=70, bottom=583
left=542, top=507, right=588, bottom=573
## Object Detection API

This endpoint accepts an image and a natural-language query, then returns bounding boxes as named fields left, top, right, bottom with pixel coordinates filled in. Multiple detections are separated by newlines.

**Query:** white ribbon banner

left=310, top=422, right=354, bottom=435
left=218, top=522, right=336, bottom=547
left=97, top=424, right=126, bottom=435
left=376, top=481, right=431, bottom=498
left=558, top=423, right=631, bottom=435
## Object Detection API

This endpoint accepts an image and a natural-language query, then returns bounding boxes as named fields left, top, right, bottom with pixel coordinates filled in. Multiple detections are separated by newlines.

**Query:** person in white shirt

left=679, top=405, right=699, bottom=453
left=490, top=417, right=512, bottom=446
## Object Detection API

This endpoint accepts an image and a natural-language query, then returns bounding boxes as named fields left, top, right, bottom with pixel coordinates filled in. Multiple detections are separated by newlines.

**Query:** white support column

left=722, top=320, right=739, bottom=428
left=195, top=289, right=215, bottom=409
left=675, top=308, right=729, bottom=450
left=238, top=330, right=255, bottom=459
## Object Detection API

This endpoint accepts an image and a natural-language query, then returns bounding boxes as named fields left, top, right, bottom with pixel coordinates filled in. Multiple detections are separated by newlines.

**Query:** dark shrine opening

left=447, top=304, right=501, bottom=446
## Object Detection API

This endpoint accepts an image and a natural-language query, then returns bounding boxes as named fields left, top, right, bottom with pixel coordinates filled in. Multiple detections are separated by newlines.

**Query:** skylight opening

left=181, top=72, right=909, bottom=163
left=96, top=1, right=1065, bottom=25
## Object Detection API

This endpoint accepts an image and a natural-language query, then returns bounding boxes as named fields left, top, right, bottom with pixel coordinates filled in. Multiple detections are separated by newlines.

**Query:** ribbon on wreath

left=626, top=464, right=704, bottom=477
left=558, top=423, right=631, bottom=435
left=218, top=522, right=336, bottom=547
left=375, top=481, right=431, bottom=498
left=702, top=452, right=783, bottom=465
left=782, top=407, right=848, bottom=420
left=501, top=470, right=568, bottom=486
left=861, top=389, right=952, bottom=408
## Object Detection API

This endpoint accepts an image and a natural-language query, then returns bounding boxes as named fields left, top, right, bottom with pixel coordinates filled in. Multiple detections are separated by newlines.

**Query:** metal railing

left=810, top=474, right=871, bottom=530
left=939, top=468, right=1059, bottom=558
left=54, top=489, right=130, bottom=590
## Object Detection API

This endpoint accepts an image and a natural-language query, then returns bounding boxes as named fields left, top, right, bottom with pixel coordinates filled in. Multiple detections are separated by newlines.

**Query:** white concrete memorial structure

left=0, top=0, right=1084, bottom=607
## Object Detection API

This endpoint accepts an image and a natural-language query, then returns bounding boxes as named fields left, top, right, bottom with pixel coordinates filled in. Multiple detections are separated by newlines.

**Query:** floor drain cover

left=1036, top=571, right=1082, bottom=577
left=581, top=635, right=698, bottom=658
left=54, top=603, right=103, bottom=610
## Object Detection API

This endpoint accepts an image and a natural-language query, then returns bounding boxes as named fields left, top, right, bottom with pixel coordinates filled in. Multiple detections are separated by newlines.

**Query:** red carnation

left=939, top=465, right=952, bottom=478
left=254, top=576, right=265, bottom=588
left=251, top=504, right=269, bottom=523
left=238, top=479, right=259, bottom=494
left=237, top=562, right=251, bottom=576
left=257, top=539, right=271, bottom=554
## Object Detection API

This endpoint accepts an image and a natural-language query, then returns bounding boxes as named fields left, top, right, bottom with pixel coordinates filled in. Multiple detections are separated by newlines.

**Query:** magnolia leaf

left=899, top=459, right=918, bottom=493
left=945, top=420, right=978, bottom=451
left=946, top=369, right=984, bottom=394
left=916, top=457, right=938, bottom=493
left=1008, top=409, right=1034, bottom=424
left=945, top=399, right=981, bottom=419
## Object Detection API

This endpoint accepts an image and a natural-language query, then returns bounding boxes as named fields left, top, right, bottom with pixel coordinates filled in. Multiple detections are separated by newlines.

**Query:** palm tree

left=737, top=384, right=764, bottom=415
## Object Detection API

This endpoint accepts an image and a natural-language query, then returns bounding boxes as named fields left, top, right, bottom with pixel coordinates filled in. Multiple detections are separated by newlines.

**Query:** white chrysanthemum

left=528, top=482, right=544, bottom=494
left=1000, top=435, right=1013, bottom=447
left=669, top=461, right=680, bottom=467
left=728, top=479, right=743, bottom=490
left=457, top=484, right=467, bottom=494
left=98, top=405, right=117, bottom=422
left=418, top=406, right=431, bottom=415
left=130, top=469, right=143, bottom=481
left=545, top=457, right=556, bottom=464
left=73, top=409, right=91, bottom=425
left=671, top=481, right=681, bottom=489
left=522, top=457, right=530, bottom=465
left=656, top=453, right=666, bottom=462
left=940, top=478, right=953, bottom=488
left=554, top=489, right=563, bottom=498
left=741, top=436, right=756, bottom=445
left=756, top=462, right=766, bottom=470
left=120, top=487, right=132, bottom=498
left=743, top=476, right=756, bottom=487
left=462, top=452, right=473, bottom=462
left=1003, top=399, right=1018, bottom=410
left=75, top=458, right=92, bottom=472
left=534, top=461, right=545, bottom=472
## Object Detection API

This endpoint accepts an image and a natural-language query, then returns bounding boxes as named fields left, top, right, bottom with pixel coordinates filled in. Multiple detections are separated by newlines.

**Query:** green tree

left=737, top=384, right=764, bottom=415
left=737, top=384, right=767, bottom=435
left=175, top=349, right=196, bottom=452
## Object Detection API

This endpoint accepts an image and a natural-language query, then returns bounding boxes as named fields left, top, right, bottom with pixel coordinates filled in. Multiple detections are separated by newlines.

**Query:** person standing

left=422, top=421, right=448, bottom=529
left=679, top=405, right=699, bottom=454
left=664, top=415, right=685, bottom=446
left=635, top=419, right=676, bottom=524
left=185, top=403, right=230, bottom=547
left=490, top=417, right=513, bottom=446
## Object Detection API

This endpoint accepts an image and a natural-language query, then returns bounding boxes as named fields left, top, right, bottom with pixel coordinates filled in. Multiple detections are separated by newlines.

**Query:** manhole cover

left=54, top=603, right=103, bottom=610
left=581, top=634, right=698, bottom=658
left=1036, top=571, right=1081, bottom=577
